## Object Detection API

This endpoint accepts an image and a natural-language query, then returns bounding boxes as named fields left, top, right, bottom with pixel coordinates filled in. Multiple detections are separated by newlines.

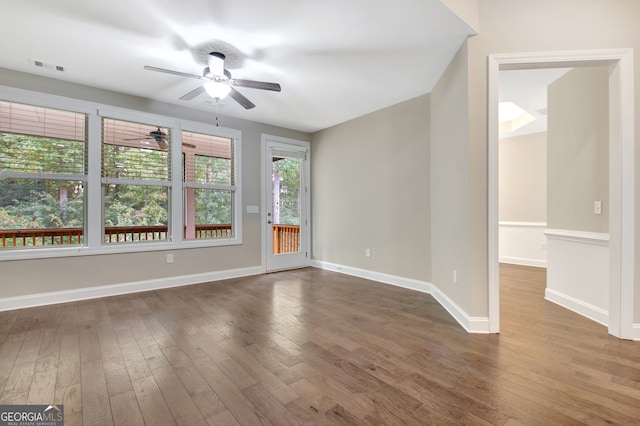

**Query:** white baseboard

left=310, top=259, right=491, bottom=334
left=499, top=256, right=547, bottom=268
left=0, top=266, right=264, bottom=312
left=545, top=288, right=609, bottom=326
left=631, top=324, right=640, bottom=341
left=429, top=284, right=491, bottom=333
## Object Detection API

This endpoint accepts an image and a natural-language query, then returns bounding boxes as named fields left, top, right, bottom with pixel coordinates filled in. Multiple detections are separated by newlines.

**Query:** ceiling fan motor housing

left=208, top=52, right=226, bottom=77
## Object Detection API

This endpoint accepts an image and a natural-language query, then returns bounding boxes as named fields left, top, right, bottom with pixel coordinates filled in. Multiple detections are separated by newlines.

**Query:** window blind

left=182, top=130, right=234, bottom=187
left=0, top=100, right=87, bottom=176
left=101, top=118, right=170, bottom=182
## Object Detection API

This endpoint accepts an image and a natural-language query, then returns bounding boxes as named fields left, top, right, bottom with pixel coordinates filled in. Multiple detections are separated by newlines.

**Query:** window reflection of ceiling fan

left=124, top=128, right=169, bottom=150
left=144, top=52, right=281, bottom=109
left=123, top=128, right=197, bottom=151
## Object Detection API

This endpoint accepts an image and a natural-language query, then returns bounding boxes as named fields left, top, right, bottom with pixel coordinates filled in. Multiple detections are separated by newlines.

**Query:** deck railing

left=0, top=224, right=300, bottom=253
left=0, top=228, right=84, bottom=247
left=273, top=224, right=300, bottom=254
left=194, top=224, right=233, bottom=239
left=0, top=224, right=233, bottom=247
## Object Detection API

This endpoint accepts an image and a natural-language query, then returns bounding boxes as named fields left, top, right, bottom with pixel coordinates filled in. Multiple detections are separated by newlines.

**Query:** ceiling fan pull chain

left=215, top=99, right=220, bottom=127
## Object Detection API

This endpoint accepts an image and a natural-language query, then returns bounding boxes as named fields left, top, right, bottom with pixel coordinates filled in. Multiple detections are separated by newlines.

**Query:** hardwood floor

left=0, top=264, right=638, bottom=425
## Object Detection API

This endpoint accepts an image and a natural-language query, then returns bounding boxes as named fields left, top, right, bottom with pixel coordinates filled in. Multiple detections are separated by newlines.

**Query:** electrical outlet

left=365, top=248, right=371, bottom=258
left=453, top=269, right=458, bottom=284
left=166, top=253, right=174, bottom=264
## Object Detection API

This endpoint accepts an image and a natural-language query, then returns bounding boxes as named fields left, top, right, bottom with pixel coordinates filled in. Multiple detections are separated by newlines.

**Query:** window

left=182, top=130, right=235, bottom=240
left=0, top=101, right=87, bottom=248
left=0, top=89, right=242, bottom=259
left=101, top=118, right=170, bottom=243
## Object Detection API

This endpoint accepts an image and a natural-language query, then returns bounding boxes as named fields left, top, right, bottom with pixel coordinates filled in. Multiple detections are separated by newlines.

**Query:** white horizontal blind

left=183, top=131, right=234, bottom=188
left=271, top=148, right=306, bottom=160
left=101, top=118, right=170, bottom=182
left=0, top=100, right=87, bottom=176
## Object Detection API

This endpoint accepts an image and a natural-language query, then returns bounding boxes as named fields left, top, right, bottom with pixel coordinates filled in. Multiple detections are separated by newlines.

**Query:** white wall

left=545, top=230, right=609, bottom=325
left=499, top=222, right=547, bottom=268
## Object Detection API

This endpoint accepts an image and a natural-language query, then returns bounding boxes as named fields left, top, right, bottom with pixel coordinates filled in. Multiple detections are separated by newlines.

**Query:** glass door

left=264, top=139, right=309, bottom=271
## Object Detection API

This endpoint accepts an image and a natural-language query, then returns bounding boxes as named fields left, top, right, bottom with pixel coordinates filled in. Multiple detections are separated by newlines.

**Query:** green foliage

left=194, top=155, right=232, bottom=185
left=194, top=189, right=232, bottom=224
left=103, top=185, right=168, bottom=226
left=1, top=132, right=86, bottom=231
left=0, top=132, right=85, bottom=174
left=273, top=158, right=301, bottom=225
left=102, top=144, right=168, bottom=180
left=0, top=181, right=84, bottom=228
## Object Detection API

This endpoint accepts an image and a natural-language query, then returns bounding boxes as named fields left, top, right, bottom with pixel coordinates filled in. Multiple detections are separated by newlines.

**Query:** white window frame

left=0, top=85, right=242, bottom=261
left=173, top=120, right=242, bottom=245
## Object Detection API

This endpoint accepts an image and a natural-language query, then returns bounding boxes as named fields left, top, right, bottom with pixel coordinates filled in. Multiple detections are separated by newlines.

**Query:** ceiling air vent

left=31, top=59, right=65, bottom=72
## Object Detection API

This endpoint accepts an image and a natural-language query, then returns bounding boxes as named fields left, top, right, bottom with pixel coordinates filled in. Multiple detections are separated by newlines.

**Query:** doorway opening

left=488, top=49, right=635, bottom=339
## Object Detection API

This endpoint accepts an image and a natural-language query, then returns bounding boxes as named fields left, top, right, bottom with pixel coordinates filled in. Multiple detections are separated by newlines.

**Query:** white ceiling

left=0, top=0, right=474, bottom=133
left=499, top=68, right=572, bottom=138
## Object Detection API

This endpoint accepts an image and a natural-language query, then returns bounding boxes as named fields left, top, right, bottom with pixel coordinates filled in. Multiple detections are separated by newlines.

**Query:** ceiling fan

left=123, top=128, right=198, bottom=151
left=124, top=128, right=168, bottom=150
left=144, top=52, right=281, bottom=109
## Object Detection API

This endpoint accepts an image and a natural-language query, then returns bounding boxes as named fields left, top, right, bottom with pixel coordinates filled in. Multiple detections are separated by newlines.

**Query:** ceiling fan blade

left=123, top=137, right=152, bottom=141
left=180, top=86, right=206, bottom=100
left=229, top=88, right=256, bottom=109
left=231, top=79, right=281, bottom=92
left=144, top=66, right=204, bottom=81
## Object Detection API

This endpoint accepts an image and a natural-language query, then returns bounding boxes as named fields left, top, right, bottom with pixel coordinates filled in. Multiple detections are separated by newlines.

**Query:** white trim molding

left=0, top=266, right=263, bottom=312
left=310, top=260, right=491, bottom=334
left=545, top=228, right=610, bottom=327
left=545, top=288, right=609, bottom=326
left=544, top=228, right=609, bottom=246
left=499, top=221, right=548, bottom=268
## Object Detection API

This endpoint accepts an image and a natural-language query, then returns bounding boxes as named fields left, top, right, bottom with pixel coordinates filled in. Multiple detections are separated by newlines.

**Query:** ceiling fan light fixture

left=203, top=81, right=231, bottom=99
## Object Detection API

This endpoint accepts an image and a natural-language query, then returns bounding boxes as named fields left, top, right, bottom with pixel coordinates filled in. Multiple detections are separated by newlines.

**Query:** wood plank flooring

left=0, top=264, right=639, bottom=425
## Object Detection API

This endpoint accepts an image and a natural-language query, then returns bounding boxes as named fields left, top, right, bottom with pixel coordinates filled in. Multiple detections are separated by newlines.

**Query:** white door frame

left=261, top=134, right=311, bottom=272
left=487, top=49, right=635, bottom=339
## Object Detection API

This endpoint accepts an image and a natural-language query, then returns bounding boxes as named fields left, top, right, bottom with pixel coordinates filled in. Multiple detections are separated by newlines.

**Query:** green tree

left=1, top=132, right=85, bottom=230
left=272, top=158, right=301, bottom=225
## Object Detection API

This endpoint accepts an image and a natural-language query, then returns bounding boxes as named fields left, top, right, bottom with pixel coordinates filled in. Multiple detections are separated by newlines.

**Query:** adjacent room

left=1, top=1, right=639, bottom=424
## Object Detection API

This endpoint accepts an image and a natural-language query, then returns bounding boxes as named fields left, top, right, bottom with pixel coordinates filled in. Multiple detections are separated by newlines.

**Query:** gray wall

left=311, top=95, right=431, bottom=282
left=464, top=0, right=640, bottom=320
left=499, top=132, right=547, bottom=223
left=547, top=67, right=609, bottom=233
left=0, top=68, right=309, bottom=298
left=430, top=42, right=471, bottom=311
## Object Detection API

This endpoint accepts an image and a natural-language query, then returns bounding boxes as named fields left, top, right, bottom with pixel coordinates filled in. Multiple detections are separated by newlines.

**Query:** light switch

left=594, top=201, right=602, bottom=215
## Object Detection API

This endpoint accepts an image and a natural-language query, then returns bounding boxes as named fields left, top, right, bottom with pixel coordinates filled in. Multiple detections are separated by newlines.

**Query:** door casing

left=261, top=134, right=311, bottom=272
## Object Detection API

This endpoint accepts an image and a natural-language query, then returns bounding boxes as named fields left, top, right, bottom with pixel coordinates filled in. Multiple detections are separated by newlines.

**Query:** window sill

left=0, top=237, right=242, bottom=261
